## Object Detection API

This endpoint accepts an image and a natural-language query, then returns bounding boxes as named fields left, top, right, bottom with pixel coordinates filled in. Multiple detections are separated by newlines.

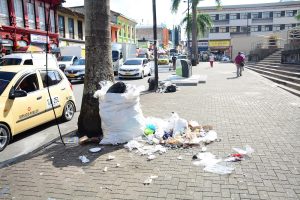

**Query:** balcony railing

left=252, top=18, right=273, bottom=23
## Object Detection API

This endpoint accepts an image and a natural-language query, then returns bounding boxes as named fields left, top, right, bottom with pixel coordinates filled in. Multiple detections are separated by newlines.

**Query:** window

left=40, top=70, right=62, bottom=87
left=262, top=12, right=271, bottom=19
left=118, top=23, right=122, bottom=36
left=286, top=10, right=294, bottom=17
left=219, top=14, right=226, bottom=20
left=286, top=24, right=293, bottom=29
left=131, top=27, right=134, bottom=39
left=58, top=15, right=65, bottom=37
left=240, top=13, right=247, bottom=19
left=210, top=14, right=216, bottom=20
left=252, top=12, right=259, bottom=19
left=251, top=26, right=258, bottom=32
left=23, top=59, right=33, bottom=65
left=230, top=26, right=237, bottom=32
left=210, top=27, right=218, bottom=33
left=50, top=10, right=55, bottom=32
left=273, top=25, right=280, bottom=31
left=128, top=26, right=131, bottom=38
left=261, top=25, right=272, bottom=32
left=240, top=26, right=248, bottom=32
left=219, top=27, right=227, bottom=33
left=14, top=0, right=24, bottom=27
left=230, top=14, right=238, bottom=20
left=38, top=3, right=45, bottom=30
left=27, top=2, right=35, bottom=29
left=78, top=20, right=83, bottom=40
left=274, top=11, right=281, bottom=18
left=68, top=18, right=74, bottom=39
left=0, top=0, right=10, bottom=25
left=17, top=73, right=39, bottom=93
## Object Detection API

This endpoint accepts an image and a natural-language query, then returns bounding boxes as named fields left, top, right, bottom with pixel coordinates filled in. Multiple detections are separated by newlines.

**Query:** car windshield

left=124, top=59, right=142, bottom=65
left=74, top=59, right=85, bottom=65
left=137, top=54, right=146, bottom=58
left=0, top=72, right=16, bottom=95
left=57, top=56, right=73, bottom=61
left=0, top=58, right=22, bottom=66
left=159, top=55, right=168, bottom=59
left=112, top=51, right=119, bottom=62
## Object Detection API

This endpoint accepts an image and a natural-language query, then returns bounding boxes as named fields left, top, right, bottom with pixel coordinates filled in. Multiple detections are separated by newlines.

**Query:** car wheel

left=0, top=123, right=11, bottom=152
left=61, top=101, right=75, bottom=122
left=140, top=71, right=144, bottom=79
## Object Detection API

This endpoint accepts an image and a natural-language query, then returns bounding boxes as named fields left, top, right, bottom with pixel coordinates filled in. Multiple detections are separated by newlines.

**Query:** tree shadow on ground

left=2, top=131, right=124, bottom=169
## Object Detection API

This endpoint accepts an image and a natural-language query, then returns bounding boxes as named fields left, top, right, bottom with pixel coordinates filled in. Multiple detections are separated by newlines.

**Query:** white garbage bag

left=94, top=81, right=145, bottom=145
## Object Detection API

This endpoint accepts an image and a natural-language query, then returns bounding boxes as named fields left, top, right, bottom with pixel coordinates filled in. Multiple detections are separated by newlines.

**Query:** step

left=277, top=84, right=300, bottom=97
left=246, top=66, right=300, bottom=85
left=246, top=67, right=300, bottom=91
left=246, top=65, right=300, bottom=78
left=250, top=63, right=300, bottom=73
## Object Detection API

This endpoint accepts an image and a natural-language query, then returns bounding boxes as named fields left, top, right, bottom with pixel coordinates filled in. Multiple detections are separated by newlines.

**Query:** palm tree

left=171, top=0, right=221, bottom=65
left=78, top=0, right=114, bottom=139
left=181, top=13, right=213, bottom=37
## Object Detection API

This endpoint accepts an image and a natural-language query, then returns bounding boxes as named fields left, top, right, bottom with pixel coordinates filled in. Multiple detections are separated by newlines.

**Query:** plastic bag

left=165, top=113, right=188, bottom=136
left=94, top=81, right=145, bottom=145
left=199, top=130, right=217, bottom=144
left=124, top=140, right=143, bottom=151
left=203, top=164, right=234, bottom=175
left=232, top=145, right=254, bottom=156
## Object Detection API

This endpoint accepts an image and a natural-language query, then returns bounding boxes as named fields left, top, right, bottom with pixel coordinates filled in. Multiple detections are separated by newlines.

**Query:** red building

left=0, top=0, right=62, bottom=53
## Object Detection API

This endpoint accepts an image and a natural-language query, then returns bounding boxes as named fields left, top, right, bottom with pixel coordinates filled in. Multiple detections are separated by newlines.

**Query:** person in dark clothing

left=172, top=55, right=177, bottom=70
left=234, top=52, right=245, bottom=77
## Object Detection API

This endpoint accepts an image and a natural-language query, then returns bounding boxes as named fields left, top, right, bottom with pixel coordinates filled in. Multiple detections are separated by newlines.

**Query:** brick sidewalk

left=1, top=62, right=300, bottom=200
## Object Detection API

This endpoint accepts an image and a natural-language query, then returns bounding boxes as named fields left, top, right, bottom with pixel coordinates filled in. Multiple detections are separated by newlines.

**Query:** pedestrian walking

left=234, top=52, right=245, bottom=77
left=209, top=54, right=214, bottom=68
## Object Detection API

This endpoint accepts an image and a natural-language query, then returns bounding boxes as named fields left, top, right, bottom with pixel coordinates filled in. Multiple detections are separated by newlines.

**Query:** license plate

left=68, top=74, right=75, bottom=78
left=125, top=72, right=131, bottom=75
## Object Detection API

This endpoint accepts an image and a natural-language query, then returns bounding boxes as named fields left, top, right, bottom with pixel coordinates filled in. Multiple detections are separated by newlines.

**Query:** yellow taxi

left=0, top=65, right=76, bottom=151
left=158, top=55, right=170, bottom=65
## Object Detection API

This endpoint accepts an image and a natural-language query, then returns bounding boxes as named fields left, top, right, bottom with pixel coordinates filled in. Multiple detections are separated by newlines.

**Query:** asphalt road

left=0, top=63, right=173, bottom=166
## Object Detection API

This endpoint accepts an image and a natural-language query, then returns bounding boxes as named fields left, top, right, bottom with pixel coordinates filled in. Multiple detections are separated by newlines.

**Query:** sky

left=63, top=0, right=288, bottom=28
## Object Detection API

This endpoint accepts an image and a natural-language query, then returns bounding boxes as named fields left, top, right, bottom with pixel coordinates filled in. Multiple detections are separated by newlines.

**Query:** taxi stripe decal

left=16, top=105, right=61, bottom=123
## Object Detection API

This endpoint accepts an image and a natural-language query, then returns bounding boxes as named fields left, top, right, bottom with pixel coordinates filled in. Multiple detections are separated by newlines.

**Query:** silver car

left=64, top=58, right=85, bottom=81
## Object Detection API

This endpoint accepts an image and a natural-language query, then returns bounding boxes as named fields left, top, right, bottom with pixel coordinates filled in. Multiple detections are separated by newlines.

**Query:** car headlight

left=134, top=69, right=140, bottom=72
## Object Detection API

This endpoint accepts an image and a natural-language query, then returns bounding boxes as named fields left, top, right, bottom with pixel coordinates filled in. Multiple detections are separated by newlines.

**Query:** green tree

left=296, top=13, right=300, bottom=21
left=78, top=0, right=114, bottom=139
left=171, top=0, right=220, bottom=64
left=181, top=13, right=213, bottom=37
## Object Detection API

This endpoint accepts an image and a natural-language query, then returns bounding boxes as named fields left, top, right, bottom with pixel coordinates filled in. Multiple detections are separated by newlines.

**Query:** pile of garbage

left=92, top=81, right=254, bottom=175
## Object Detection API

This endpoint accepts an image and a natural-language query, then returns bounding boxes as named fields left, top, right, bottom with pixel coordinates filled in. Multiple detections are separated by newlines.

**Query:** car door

left=39, top=69, right=66, bottom=120
left=11, top=72, right=46, bottom=134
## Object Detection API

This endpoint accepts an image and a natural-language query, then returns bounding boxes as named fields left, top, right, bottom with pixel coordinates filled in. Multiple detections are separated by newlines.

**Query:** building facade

left=198, top=1, right=300, bottom=58
left=136, top=24, right=170, bottom=50
left=0, top=0, right=61, bottom=53
left=57, top=7, right=85, bottom=49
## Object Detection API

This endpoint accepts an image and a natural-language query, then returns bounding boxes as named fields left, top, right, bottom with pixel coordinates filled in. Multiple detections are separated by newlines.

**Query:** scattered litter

left=232, top=145, right=254, bottom=156
left=201, top=147, right=207, bottom=152
left=51, top=157, right=54, bottom=159
left=143, top=175, right=158, bottom=185
left=147, top=155, right=156, bottom=160
left=199, top=130, right=217, bottom=144
left=124, top=140, right=143, bottom=151
left=79, top=155, right=90, bottom=163
left=63, top=137, right=79, bottom=144
left=103, top=167, right=108, bottom=172
left=177, top=156, right=183, bottom=160
left=89, top=147, right=102, bottom=153
left=107, top=155, right=115, bottom=161
left=143, top=177, right=152, bottom=185
left=39, top=173, right=43, bottom=175
left=116, top=163, right=120, bottom=168
left=203, top=164, right=234, bottom=175
left=47, top=198, right=56, bottom=200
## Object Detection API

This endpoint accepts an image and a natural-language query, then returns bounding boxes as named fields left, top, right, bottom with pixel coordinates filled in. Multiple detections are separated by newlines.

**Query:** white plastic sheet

left=94, top=81, right=145, bottom=145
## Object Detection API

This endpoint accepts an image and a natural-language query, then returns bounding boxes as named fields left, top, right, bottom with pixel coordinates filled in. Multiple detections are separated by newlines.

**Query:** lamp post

left=152, top=0, right=158, bottom=90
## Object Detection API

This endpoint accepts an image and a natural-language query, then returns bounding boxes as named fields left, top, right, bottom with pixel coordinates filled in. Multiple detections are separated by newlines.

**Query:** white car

left=118, top=58, right=152, bottom=79
left=64, top=58, right=85, bottom=81
left=57, top=56, right=79, bottom=71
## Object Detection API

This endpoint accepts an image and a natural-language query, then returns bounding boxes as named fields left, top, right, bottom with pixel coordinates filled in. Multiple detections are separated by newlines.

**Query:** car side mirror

left=9, top=87, right=27, bottom=99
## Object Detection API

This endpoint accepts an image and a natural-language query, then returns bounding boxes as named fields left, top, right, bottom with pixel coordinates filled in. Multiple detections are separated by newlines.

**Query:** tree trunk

left=191, top=2, right=198, bottom=65
left=77, top=0, right=114, bottom=138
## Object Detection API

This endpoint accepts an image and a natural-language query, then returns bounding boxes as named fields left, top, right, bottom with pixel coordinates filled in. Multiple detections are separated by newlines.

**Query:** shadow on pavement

left=2, top=132, right=124, bottom=169
left=227, top=76, right=238, bottom=79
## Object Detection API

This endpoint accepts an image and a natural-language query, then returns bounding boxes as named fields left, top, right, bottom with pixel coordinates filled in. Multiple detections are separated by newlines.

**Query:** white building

left=198, top=1, right=300, bottom=58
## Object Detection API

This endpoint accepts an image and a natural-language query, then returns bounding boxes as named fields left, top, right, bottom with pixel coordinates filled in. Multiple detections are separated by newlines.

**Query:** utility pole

left=187, top=0, right=190, bottom=58
left=152, top=0, right=158, bottom=90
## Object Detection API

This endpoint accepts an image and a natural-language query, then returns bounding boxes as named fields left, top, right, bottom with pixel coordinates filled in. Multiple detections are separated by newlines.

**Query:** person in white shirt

left=209, top=54, right=214, bottom=67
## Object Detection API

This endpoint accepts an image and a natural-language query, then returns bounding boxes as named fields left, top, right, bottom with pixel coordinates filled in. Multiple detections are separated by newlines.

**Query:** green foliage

left=181, top=13, right=213, bottom=36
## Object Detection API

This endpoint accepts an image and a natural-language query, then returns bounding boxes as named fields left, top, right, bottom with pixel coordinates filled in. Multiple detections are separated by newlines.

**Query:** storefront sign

left=31, top=34, right=49, bottom=44
left=17, top=40, right=27, bottom=47
left=198, top=41, right=208, bottom=47
left=1, top=39, right=13, bottom=46
left=209, top=40, right=230, bottom=47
